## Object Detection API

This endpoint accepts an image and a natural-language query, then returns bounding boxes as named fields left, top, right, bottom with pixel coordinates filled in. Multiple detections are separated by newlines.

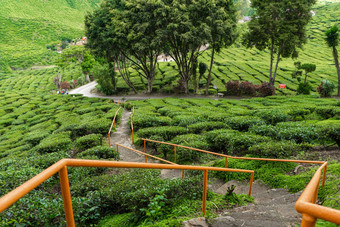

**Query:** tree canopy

left=243, top=0, right=316, bottom=86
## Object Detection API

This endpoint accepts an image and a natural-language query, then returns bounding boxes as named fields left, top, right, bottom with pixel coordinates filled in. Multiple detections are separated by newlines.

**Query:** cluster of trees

left=85, top=0, right=237, bottom=94
left=82, top=0, right=340, bottom=96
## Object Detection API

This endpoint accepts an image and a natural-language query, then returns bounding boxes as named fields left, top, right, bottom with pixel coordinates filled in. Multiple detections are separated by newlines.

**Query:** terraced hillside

left=0, top=0, right=100, bottom=69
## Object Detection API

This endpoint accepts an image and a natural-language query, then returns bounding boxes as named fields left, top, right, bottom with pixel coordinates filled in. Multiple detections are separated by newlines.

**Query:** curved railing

left=107, top=107, right=122, bottom=147
left=140, top=138, right=340, bottom=226
left=0, top=159, right=254, bottom=226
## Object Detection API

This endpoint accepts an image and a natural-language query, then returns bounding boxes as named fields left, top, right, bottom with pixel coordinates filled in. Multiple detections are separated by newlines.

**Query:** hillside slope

left=0, top=0, right=100, bottom=69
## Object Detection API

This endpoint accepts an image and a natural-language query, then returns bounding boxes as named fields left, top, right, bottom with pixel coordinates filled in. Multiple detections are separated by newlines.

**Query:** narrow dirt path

left=110, top=109, right=144, bottom=162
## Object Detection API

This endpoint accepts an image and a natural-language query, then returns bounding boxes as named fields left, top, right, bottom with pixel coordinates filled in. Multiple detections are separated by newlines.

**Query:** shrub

left=137, top=126, right=188, bottom=141
left=317, top=79, right=335, bottom=97
left=256, top=82, right=275, bottom=97
left=248, top=141, right=312, bottom=158
left=24, top=130, right=50, bottom=146
left=254, top=109, right=292, bottom=125
left=78, top=146, right=119, bottom=159
left=74, top=134, right=102, bottom=151
left=188, top=121, right=229, bottom=134
left=225, top=80, right=240, bottom=96
left=239, top=81, right=256, bottom=96
left=35, top=132, right=72, bottom=153
left=225, top=116, right=265, bottom=131
left=318, top=124, right=340, bottom=147
left=297, top=82, right=312, bottom=95
left=133, top=115, right=172, bottom=131
left=61, top=81, right=71, bottom=89
left=170, top=134, right=210, bottom=163
left=172, top=114, right=203, bottom=127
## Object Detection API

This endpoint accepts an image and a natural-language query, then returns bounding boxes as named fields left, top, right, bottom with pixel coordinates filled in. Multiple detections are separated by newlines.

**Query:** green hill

left=0, top=0, right=100, bottom=69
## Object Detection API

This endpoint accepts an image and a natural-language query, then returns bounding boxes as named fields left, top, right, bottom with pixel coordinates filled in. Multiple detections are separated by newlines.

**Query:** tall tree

left=85, top=0, right=124, bottom=93
left=243, top=0, right=316, bottom=86
left=325, top=25, right=340, bottom=96
left=114, top=0, right=164, bottom=93
left=203, top=0, right=237, bottom=95
left=159, top=0, right=209, bottom=94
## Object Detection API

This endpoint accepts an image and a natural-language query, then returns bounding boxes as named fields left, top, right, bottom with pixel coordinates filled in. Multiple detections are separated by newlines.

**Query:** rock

left=182, top=217, right=209, bottom=227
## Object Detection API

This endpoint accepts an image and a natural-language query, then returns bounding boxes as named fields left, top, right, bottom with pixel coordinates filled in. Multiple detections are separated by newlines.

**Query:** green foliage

left=225, top=116, right=265, bottom=131
left=74, top=134, right=102, bottom=151
left=78, top=146, right=119, bottom=159
left=297, top=82, right=313, bottom=95
left=188, top=121, right=229, bottom=134
left=35, top=132, right=72, bottom=153
left=318, top=79, right=336, bottom=97
left=137, top=126, right=188, bottom=141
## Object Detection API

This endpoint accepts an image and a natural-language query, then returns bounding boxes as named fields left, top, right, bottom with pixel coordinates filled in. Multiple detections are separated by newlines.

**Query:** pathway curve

left=110, top=109, right=144, bottom=162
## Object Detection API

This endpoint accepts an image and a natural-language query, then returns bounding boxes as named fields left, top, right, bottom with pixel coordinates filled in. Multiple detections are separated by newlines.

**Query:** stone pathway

left=110, top=109, right=182, bottom=178
left=210, top=180, right=302, bottom=227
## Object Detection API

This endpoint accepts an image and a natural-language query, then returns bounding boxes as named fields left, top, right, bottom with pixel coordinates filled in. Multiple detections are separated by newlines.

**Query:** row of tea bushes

left=132, top=97, right=339, bottom=160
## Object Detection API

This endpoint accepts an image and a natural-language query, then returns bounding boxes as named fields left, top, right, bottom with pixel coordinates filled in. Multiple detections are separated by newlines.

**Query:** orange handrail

left=0, top=159, right=254, bottom=226
left=141, top=138, right=339, bottom=226
left=115, top=143, right=186, bottom=179
left=295, top=162, right=340, bottom=226
left=108, top=107, right=122, bottom=147
left=130, top=107, right=135, bottom=144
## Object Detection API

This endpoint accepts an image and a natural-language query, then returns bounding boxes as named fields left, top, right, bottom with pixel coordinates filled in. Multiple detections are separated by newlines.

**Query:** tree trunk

left=304, top=73, right=308, bottom=85
left=108, top=59, right=116, bottom=92
left=184, top=79, right=189, bottom=94
left=333, top=46, right=340, bottom=96
left=147, top=78, right=153, bottom=94
left=271, top=50, right=281, bottom=86
left=206, top=46, right=215, bottom=95
left=269, top=39, right=274, bottom=83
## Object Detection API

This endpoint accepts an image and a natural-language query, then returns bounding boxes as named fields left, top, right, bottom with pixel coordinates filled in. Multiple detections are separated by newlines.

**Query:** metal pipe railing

left=130, top=107, right=135, bottom=144
left=141, top=138, right=339, bottom=226
left=115, top=143, right=185, bottom=179
left=0, top=159, right=254, bottom=226
left=107, top=107, right=122, bottom=147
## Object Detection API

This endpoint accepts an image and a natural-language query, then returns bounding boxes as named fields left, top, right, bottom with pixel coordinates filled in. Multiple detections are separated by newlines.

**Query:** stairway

left=210, top=180, right=302, bottom=227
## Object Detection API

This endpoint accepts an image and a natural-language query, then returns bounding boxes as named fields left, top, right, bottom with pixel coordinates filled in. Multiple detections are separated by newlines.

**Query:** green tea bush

left=225, top=116, right=265, bottom=131
left=35, top=132, right=72, bottom=153
left=172, top=114, right=203, bottom=127
left=78, top=146, right=119, bottom=160
left=254, top=109, right=292, bottom=125
left=248, top=141, right=312, bottom=158
left=319, top=124, right=340, bottom=147
left=24, top=130, right=50, bottom=146
left=137, top=126, right=188, bottom=141
left=133, top=115, right=172, bottom=131
left=74, top=134, right=102, bottom=151
left=187, top=121, right=229, bottom=134
left=170, top=134, right=210, bottom=163
left=70, top=169, right=202, bottom=225
left=315, top=106, right=340, bottom=119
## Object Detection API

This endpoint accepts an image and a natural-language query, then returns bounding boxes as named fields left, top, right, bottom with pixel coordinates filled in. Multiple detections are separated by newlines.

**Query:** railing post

left=116, top=144, right=119, bottom=160
left=322, top=164, right=327, bottom=187
left=202, top=170, right=208, bottom=216
left=249, top=172, right=254, bottom=196
left=225, top=157, right=228, bottom=168
left=144, top=140, right=147, bottom=163
left=131, top=129, right=134, bottom=144
left=301, top=213, right=317, bottom=227
left=108, top=132, right=111, bottom=147
left=182, top=170, right=185, bottom=179
left=174, top=146, right=177, bottom=163
left=59, top=166, right=75, bottom=227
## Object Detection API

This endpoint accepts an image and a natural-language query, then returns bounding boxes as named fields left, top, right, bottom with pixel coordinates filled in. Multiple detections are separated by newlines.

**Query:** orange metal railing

left=130, top=107, right=135, bottom=144
left=115, top=143, right=186, bottom=179
left=107, top=107, right=122, bottom=147
left=141, top=138, right=340, bottom=226
left=0, top=159, right=254, bottom=226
